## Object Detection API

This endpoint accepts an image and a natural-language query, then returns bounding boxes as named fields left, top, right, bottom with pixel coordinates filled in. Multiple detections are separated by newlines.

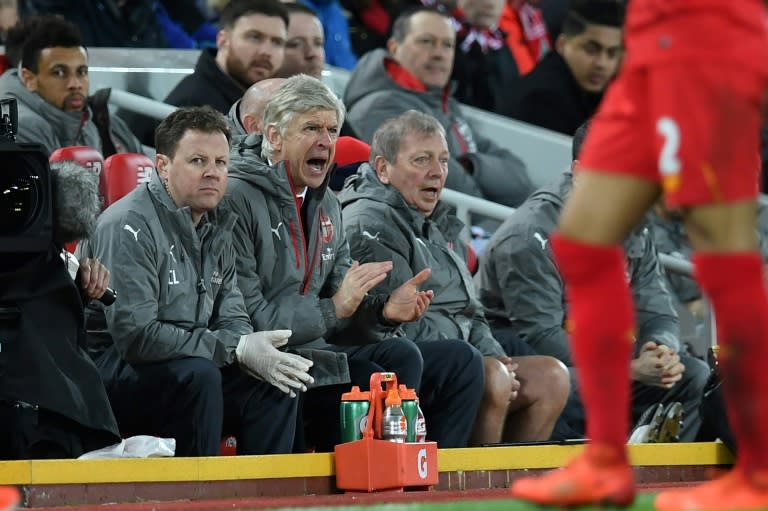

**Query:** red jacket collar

left=383, top=56, right=453, bottom=112
left=384, top=57, right=428, bottom=92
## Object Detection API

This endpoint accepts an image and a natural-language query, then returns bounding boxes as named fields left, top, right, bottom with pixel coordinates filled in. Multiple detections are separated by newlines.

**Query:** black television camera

left=0, top=98, right=53, bottom=259
left=0, top=98, right=115, bottom=304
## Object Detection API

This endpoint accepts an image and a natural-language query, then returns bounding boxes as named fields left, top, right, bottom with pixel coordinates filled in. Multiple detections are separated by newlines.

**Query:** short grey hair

left=370, top=110, right=446, bottom=164
left=261, top=74, right=346, bottom=160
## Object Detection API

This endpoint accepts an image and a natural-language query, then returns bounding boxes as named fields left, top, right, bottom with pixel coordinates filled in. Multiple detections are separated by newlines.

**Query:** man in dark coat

left=504, top=0, right=623, bottom=135
left=123, top=0, right=289, bottom=146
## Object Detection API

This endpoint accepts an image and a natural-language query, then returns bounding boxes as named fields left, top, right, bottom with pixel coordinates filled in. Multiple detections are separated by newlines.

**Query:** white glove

left=236, top=330, right=314, bottom=397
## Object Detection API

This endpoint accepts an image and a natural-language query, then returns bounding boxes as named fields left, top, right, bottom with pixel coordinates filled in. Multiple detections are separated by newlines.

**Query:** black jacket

left=22, top=0, right=208, bottom=48
left=451, top=37, right=522, bottom=115
left=165, top=48, right=245, bottom=112
left=0, top=248, right=120, bottom=449
left=21, top=0, right=167, bottom=48
left=504, top=51, right=603, bottom=136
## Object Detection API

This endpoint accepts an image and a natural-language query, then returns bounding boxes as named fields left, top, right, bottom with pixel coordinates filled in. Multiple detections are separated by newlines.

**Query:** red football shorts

left=579, top=62, right=766, bottom=207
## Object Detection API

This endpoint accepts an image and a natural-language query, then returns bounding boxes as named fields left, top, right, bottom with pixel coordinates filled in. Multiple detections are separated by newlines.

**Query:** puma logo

left=123, top=224, right=141, bottom=241
left=533, top=232, right=548, bottom=250
left=271, top=222, right=283, bottom=241
left=169, top=244, right=177, bottom=264
left=362, top=230, right=380, bottom=241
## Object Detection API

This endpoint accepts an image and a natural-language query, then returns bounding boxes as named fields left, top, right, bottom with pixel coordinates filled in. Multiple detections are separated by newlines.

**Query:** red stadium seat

left=466, top=244, right=478, bottom=275
left=220, top=435, right=237, bottom=456
left=103, top=152, right=155, bottom=206
left=334, top=136, right=371, bottom=167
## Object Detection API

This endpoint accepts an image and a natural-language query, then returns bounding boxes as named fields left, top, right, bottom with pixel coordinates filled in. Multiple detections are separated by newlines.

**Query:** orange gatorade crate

left=334, top=372, right=438, bottom=493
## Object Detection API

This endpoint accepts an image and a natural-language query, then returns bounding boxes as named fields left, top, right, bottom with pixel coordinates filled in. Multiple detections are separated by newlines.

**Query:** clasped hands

left=631, top=341, right=685, bottom=389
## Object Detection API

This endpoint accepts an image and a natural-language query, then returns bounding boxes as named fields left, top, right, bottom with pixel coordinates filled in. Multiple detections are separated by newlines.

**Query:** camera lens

left=0, top=154, right=44, bottom=236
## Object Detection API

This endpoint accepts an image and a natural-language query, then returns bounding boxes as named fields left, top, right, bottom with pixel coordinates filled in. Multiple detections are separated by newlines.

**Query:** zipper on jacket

left=288, top=221, right=301, bottom=270
left=284, top=164, right=312, bottom=293
left=194, top=245, right=206, bottom=320
left=301, top=206, right=324, bottom=295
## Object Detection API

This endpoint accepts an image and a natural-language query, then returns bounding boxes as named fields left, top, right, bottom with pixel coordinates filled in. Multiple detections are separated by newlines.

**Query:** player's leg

left=651, top=55, right=768, bottom=510
left=510, top=66, right=660, bottom=506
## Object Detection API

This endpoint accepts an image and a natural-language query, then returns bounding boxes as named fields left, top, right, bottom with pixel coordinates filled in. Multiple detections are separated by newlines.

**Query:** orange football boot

left=509, top=444, right=635, bottom=507
left=655, top=468, right=768, bottom=511
left=0, top=486, right=19, bottom=511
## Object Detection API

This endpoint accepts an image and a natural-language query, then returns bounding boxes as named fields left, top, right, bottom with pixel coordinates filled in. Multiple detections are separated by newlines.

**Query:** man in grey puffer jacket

left=0, top=16, right=142, bottom=157
left=476, top=123, right=709, bottom=441
left=224, top=75, right=485, bottom=450
left=79, top=107, right=305, bottom=457
left=340, top=110, right=569, bottom=446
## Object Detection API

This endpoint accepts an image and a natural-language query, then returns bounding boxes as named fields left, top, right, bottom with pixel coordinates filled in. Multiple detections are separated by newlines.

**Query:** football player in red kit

left=508, top=0, right=768, bottom=510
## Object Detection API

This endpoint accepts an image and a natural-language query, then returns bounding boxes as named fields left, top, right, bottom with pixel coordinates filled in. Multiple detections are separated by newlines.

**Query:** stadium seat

left=334, top=136, right=370, bottom=166
left=220, top=435, right=237, bottom=456
left=102, top=152, right=155, bottom=206
left=466, top=244, right=478, bottom=275
left=330, top=136, right=370, bottom=191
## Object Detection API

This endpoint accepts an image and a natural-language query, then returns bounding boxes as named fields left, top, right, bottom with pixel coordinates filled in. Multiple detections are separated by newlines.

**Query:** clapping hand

left=382, top=268, right=434, bottom=323
left=332, top=261, right=393, bottom=319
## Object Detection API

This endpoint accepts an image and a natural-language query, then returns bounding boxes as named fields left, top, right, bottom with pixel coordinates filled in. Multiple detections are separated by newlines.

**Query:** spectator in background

left=283, top=0, right=357, bottom=70
left=0, top=0, right=17, bottom=44
left=0, top=15, right=142, bottom=157
left=339, top=110, right=569, bottom=445
left=19, top=0, right=208, bottom=48
left=79, top=106, right=308, bottom=457
left=0, top=13, right=42, bottom=72
left=451, top=0, right=523, bottom=114
left=224, top=75, right=485, bottom=450
left=166, top=0, right=287, bottom=110
left=476, top=122, right=709, bottom=443
left=154, top=2, right=219, bottom=49
left=498, top=0, right=551, bottom=75
left=344, top=7, right=534, bottom=208
left=276, top=3, right=325, bottom=79
left=342, top=0, right=411, bottom=58
left=123, top=0, right=289, bottom=146
left=505, top=0, right=624, bottom=135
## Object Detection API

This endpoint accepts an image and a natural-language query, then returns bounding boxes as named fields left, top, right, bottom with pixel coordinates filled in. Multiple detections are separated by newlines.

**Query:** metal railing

left=110, top=89, right=177, bottom=120
left=439, top=188, right=693, bottom=276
